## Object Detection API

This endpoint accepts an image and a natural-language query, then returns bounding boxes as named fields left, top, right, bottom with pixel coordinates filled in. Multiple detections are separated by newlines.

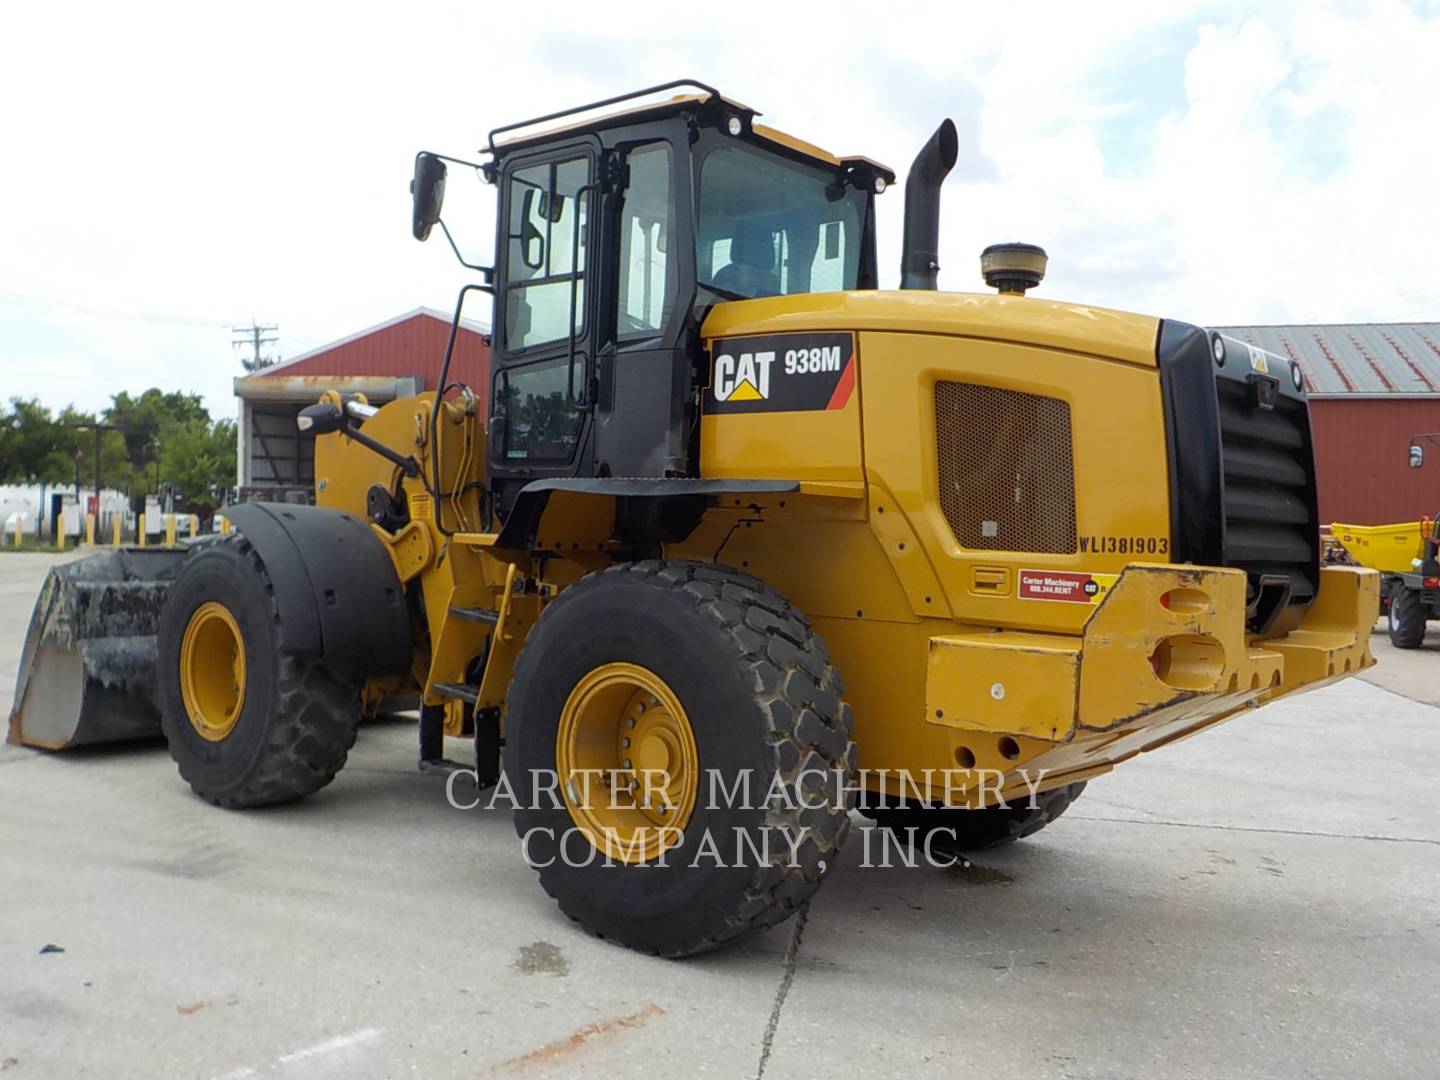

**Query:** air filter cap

left=981, top=242, right=1048, bottom=295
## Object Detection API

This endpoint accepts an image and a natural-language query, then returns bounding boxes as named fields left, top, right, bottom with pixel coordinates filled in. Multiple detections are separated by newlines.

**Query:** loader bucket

left=8, top=548, right=191, bottom=750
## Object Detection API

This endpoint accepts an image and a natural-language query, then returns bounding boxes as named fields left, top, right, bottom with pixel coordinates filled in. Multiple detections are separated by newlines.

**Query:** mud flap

left=8, top=548, right=191, bottom=750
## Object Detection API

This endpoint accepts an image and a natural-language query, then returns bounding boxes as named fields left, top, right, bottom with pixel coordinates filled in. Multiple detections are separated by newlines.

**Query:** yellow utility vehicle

left=11, top=82, right=1379, bottom=955
left=1332, top=517, right=1438, bottom=648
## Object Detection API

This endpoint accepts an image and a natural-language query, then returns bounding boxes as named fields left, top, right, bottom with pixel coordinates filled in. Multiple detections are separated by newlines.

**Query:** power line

left=1, top=290, right=332, bottom=344
left=231, top=322, right=280, bottom=372
left=0, top=288, right=231, bottom=328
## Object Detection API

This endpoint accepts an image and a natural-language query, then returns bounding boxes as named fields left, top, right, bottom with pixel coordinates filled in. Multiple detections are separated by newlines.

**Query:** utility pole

left=68, top=421, right=139, bottom=515
left=231, top=322, right=280, bottom=372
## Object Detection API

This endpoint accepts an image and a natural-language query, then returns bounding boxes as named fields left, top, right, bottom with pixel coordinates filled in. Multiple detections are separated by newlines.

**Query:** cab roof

left=486, top=79, right=894, bottom=182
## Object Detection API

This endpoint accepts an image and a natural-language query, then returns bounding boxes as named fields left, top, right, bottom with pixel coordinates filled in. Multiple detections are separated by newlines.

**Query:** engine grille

left=1216, top=378, right=1318, bottom=604
left=1158, top=321, right=1321, bottom=634
left=935, top=381, right=1077, bottom=554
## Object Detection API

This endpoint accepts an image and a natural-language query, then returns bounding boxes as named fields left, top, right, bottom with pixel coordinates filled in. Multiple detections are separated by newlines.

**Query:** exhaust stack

left=900, top=119, right=959, bottom=290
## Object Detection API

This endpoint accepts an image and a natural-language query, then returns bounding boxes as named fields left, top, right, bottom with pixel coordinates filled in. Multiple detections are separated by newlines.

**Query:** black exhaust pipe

left=900, top=119, right=959, bottom=290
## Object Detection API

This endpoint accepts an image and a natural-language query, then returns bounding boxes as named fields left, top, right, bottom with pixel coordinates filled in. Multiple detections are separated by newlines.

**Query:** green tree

left=0, top=398, right=64, bottom=481
left=46, top=408, right=136, bottom=493
left=158, top=416, right=236, bottom=507
left=104, top=389, right=210, bottom=482
left=1, top=391, right=233, bottom=499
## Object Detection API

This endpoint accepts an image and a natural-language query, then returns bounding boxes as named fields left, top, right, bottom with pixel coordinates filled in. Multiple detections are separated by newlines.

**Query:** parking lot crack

left=1071, top=813, right=1440, bottom=847
left=1357, top=673, right=1440, bottom=709
left=755, top=902, right=809, bottom=1080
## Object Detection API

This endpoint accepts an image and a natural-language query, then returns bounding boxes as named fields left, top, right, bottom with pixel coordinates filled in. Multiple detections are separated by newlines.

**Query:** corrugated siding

left=248, top=405, right=314, bottom=486
left=1309, top=398, right=1440, bottom=524
left=1217, top=323, right=1440, bottom=396
left=256, top=312, right=491, bottom=409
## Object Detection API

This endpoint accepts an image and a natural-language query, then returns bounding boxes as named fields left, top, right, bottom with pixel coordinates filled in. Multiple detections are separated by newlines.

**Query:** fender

left=224, top=502, right=412, bottom=677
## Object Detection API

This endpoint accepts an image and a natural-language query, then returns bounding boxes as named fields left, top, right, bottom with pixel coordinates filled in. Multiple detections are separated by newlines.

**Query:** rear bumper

left=924, top=563, right=1379, bottom=799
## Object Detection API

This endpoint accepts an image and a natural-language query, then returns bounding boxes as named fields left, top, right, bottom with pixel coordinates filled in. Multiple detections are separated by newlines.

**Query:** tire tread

left=165, top=535, right=359, bottom=809
left=508, top=559, right=855, bottom=957
left=1388, top=588, right=1427, bottom=650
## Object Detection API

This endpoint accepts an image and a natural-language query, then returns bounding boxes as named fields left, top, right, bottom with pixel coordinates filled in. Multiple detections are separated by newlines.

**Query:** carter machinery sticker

left=704, top=332, right=857, bottom=414
left=1018, top=569, right=1119, bottom=604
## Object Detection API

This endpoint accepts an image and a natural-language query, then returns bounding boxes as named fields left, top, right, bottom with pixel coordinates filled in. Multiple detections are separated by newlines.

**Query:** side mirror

left=1410, top=444, right=1425, bottom=469
left=297, top=403, right=344, bottom=436
left=411, top=152, right=448, bottom=241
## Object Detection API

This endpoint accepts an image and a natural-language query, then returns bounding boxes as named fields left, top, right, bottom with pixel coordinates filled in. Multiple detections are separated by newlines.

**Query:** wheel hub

left=556, top=663, right=697, bottom=863
left=179, top=601, right=246, bottom=742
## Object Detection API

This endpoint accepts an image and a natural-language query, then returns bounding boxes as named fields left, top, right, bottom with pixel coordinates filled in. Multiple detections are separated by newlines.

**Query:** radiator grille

left=1216, top=379, right=1318, bottom=604
left=935, top=382, right=1077, bottom=554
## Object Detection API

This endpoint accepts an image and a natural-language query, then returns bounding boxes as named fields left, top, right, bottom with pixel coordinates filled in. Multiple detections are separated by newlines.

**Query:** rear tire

left=863, top=781, right=1087, bottom=853
left=1388, top=587, right=1427, bottom=649
left=504, top=560, right=855, bottom=957
left=158, top=535, right=361, bottom=808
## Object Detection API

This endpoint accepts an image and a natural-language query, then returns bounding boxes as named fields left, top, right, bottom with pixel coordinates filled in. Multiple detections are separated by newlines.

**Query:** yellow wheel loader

left=10, top=81, right=1380, bottom=956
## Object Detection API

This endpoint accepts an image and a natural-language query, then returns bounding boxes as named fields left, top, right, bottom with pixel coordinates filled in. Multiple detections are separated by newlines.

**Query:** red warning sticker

left=1017, top=569, right=1116, bottom=604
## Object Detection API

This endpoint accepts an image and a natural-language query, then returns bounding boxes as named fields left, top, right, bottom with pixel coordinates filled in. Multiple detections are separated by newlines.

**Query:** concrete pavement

left=2, top=552, right=1437, bottom=1079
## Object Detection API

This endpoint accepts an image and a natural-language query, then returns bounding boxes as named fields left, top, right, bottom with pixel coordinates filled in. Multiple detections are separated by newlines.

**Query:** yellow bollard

left=165, top=514, right=177, bottom=547
left=138, top=512, right=146, bottom=547
left=220, top=515, right=233, bottom=535
left=189, top=514, right=199, bottom=538
left=11, top=518, right=21, bottom=547
left=86, top=514, right=96, bottom=546
left=57, top=524, right=66, bottom=551
left=111, top=515, right=122, bottom=547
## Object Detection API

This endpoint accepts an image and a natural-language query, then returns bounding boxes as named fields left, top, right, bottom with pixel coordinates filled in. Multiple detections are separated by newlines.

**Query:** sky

left=3, top=0, right=1439, bottom=421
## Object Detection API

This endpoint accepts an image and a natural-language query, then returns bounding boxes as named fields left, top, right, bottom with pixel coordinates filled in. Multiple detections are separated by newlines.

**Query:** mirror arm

left=438, top=218, right=494, bottom=281
left=424, top=150, right=488, bottom=173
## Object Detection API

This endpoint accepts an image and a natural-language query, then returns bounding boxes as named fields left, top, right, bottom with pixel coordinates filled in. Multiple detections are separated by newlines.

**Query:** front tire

left=504, top=561, right=855, bottom=957
left=158, top=535, right=361, bottom=808
left=1388, top=587, right=1428, bottom=649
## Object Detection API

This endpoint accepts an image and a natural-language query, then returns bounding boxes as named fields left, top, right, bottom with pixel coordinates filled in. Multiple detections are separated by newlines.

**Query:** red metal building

left=1218, top=323, right=1440, bottom=525
left=233, top=308, right=489, bottom=499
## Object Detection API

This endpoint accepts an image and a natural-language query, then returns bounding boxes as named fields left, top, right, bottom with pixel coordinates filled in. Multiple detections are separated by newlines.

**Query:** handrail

left=565, top=184, right=596, bottom=405
left=486, top=79, right=723, bottom=154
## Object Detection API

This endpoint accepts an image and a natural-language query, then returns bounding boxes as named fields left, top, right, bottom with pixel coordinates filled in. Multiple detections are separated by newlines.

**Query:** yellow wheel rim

left=179, top=601, right=247, bottom=742
left=555, top=662, right=698, bottom=864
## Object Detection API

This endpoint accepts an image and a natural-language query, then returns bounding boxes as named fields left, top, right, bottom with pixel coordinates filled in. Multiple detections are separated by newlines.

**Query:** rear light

left=1424, top=577, right=1440, bottom=589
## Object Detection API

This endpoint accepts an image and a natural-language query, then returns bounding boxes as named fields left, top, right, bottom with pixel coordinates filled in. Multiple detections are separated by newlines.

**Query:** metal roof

left=1214, top=323, right=1440, bottom=397
left=257, top=307, right=488, bottom=376
left=233, top=308, right=490, bottom=407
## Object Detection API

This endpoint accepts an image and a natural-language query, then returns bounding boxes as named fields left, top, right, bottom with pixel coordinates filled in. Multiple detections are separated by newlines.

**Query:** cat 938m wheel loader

left=11, top=81, right=1379, bottom=956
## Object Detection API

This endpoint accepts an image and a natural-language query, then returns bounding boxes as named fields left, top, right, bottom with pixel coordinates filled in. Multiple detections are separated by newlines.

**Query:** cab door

left=592, top=137, right=695, bottom=478
left=490, top=141, right=599, bottom=500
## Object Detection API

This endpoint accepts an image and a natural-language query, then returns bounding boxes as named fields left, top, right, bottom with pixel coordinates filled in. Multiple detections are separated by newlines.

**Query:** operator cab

left=415, top=81, right=893, bottom=515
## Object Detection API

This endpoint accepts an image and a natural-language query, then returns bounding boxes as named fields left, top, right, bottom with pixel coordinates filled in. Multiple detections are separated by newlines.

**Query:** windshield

left=696, top=142, right=866, bottom=301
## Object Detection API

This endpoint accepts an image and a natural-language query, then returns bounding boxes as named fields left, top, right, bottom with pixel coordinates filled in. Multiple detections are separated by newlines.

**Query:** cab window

left=494, top=356, right=584, bottom=463
left=617, top=143, right=676, bottom=337
left=503, top=155, right=590, bottom=351
left=696, top=142, right=864, bottom=300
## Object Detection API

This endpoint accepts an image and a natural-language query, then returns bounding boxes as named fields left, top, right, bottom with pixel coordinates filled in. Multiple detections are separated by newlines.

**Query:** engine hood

left=701, top=290, right=1162, bottom=369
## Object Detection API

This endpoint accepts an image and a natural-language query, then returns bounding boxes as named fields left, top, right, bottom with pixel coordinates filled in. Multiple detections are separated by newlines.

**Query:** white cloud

left=1, top=0, right=1437, bottom=420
